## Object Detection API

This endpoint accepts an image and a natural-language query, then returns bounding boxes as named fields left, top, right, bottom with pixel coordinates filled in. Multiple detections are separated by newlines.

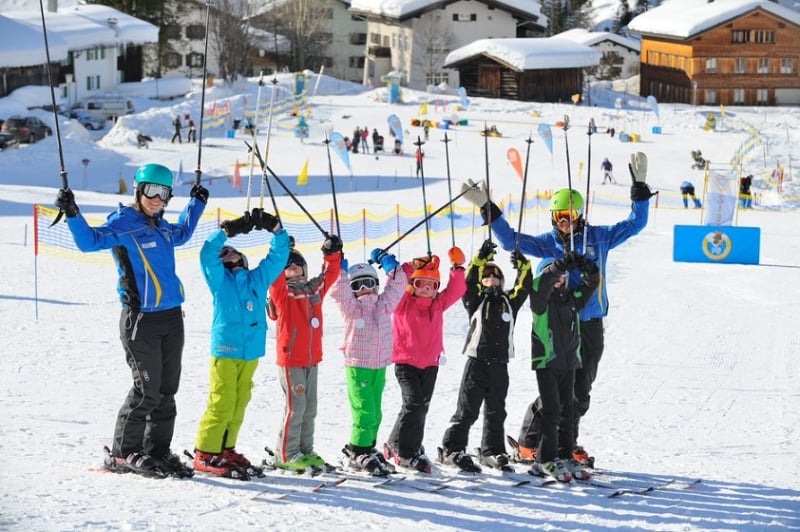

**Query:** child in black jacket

left=527, top=252, right=599, bottom=482
left=439, top=240, right=532, bottom=472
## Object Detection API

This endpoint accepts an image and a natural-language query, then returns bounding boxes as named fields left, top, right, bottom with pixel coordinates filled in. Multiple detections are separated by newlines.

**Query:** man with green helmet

left=462, top=151, right=655, bottom=468
left=55, top=164, right=210, bottom=478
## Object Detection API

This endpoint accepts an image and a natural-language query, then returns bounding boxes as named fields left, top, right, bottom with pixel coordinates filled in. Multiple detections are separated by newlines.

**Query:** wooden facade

left=451, top=57, right=584, bottom=103
left=637, top=7, right=800, bottom=106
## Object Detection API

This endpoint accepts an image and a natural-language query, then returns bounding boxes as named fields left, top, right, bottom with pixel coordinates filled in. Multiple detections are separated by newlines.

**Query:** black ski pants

left=388, top=363, right=438, bottom=459
left=519, top=318, right=605, bottom=447
left=112, top=307, right=184, bottom=458
left=534, top=367, right=575, bottom=463
left=442, top=358, right=508, bottom=456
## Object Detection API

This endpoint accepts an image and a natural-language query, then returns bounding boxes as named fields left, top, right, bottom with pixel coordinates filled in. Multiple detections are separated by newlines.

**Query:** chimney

left=47, top=0, right=57, bottom=12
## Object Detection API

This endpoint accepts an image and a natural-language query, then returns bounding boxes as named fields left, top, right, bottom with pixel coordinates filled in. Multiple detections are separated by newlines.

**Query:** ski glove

left=553, top=251, right=582, bottom=272
left=461, top=179, right=490, bottom=208
left=55, top=188, right=79, bottom=218
left=251, top=208, right=280, bottom=232
left=371, top=248, right=399, bottom=273
left=479, top=202, right=503, bottom=226
left=628, top=152, right=648, bottom=183
left=190, top=184, right=209, bottom=204
left=510, top=249, right=529, bottom=270
left=341, top=257, right=349, bottom=273
left=448, top=246, right=466, bottom=267
left=321, top=234, right=343, bottom=255
left=221, top=213, right=253, bottom=237
left=477, top=239, right=497, bottom=261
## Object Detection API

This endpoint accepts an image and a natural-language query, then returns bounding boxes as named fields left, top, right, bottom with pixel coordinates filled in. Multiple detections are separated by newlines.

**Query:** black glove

left=581, top=257, right=599, bottom=275
left=190, top=184, right=209, bottom=204
left=221, top=212, right=253, bottom=237
left=553, top=251, right=580, bottom=272
left=479, top=202, right=502, bottom=226
left=510, top=249, right=528, bottom=270
left=251, top=208, right=280, bottom=232
left=478, top=239, right=497, bottom=260
left=321, top=234, right=343, bottom=255
left=55, top=188, right=79, bottom=218
left=631, top=182, right=657, bottom=202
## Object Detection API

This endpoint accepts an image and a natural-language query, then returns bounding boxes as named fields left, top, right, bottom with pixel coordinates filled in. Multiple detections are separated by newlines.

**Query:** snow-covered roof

left=0, top=5, right=157, bottom=68
left=629, top=0, right=800, bottom=39
left=349, top=0, right=543, bottom=21
left=552, top=28, right=640, bottom=53
left=444, top=37, right=602, bottom=71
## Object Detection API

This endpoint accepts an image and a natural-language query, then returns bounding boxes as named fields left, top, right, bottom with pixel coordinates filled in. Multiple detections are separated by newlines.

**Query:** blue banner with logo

left=673, top=225, right=760, bottom=265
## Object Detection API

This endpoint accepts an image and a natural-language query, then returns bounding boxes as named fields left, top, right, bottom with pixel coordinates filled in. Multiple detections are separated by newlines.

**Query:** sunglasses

left=551, top=209, right=579, bottom=223
left=412, top=278, right=439, bottom=290
left=350, top=277, right=377, bottom=291
left=139, top=183, right=172, bottom=202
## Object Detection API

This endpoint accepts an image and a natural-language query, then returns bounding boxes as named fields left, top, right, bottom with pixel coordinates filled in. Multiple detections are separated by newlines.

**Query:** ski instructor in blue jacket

left=55, top=163, right=208, bottom=478
left=461, top=151, right=655, bottom=467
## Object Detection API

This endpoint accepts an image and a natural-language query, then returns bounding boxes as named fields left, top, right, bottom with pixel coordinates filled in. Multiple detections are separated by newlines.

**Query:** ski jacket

left=461, top=256, right=532, bottom=363
left=331, top=266, right=407, bottom=369
left=268, top=251, right=341, bottom=368
left=200, top=228, right=290, bottom=361
left=530, top=263, right=599, bottom=370
left=392, top=262, right=466, bottom=369
left=601, top=160, right=613, bottom=172
left=65, top=199, right=205, bottom=312
left=491, top=199, right=649, bottom=321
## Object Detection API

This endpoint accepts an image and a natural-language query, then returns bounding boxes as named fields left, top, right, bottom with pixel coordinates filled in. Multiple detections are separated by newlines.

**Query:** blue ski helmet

left=134, top=163, right=174, bottom=188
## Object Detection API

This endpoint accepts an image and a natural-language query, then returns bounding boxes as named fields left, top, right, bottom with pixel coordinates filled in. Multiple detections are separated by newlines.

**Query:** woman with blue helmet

left=55, top=163, right=209, bottom=478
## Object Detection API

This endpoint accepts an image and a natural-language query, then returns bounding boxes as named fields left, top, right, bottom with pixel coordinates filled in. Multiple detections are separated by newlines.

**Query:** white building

left=552, top=28, right=640, bottom=79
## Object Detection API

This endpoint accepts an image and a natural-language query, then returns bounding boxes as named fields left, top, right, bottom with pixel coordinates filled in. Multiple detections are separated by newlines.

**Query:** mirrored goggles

left=139, top=183, right=172, bottom=202
left=286, top=255, right=306, bottom=269
left=551, top=209, right=579, bottom=224
left=350, top=277, right=377, bottom=291
left=412, top=278, right=439, bottom=290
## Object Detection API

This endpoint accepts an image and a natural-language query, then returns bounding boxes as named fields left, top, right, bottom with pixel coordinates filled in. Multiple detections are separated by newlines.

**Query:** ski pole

left=583, top=121, right=594, bottom=254
left=245, top=141, right=281, bottom=225
left=38, top=0, right=69, bottom=225
left=515, top=135, right=534, bottom=252
left=245, top=72, right=266, bottom=212
left=483, top=122, right=493, bottom=242
left=259, top=77, right=279, bottom=208
left=562, top=115, right=575, bottom=251
left=249, top=148, right=328, bottom=237
left=442, top=132, right=456, bottom=247
left=324, top=133, right=341, bottom=236
left=193, top=2, right=212, bottom=187
left=376, top=186, right=476, bottom=256
left=414, top=136, right=432, bottom=257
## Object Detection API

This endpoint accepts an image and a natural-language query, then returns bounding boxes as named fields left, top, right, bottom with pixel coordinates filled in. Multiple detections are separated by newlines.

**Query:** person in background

left=382, top=247, right=467, bottom=473
left=415, top=147, right=425, bottom=178
left=332, top=251, right=406, bottom=476
left=267, top=234, right=343, bottom=471
left=192, top=208, right=289, bottom=479
left=601, top=157, right=616, bottom=185
left=361, top=126, right=370, bottom=153
left=527, top=253, right=599, bottom=482
left=739, top=174, right=753, bottom=209
left=772, top=161, right=784, bottom=194
left=461, top=151, right=654, bottom=468
left=54, top=163, right=209, bottom=478
left=187, top=118, right=197, bottom=143
left=439, top=240, right=532, bottom=472
left=171, top=115, right=183, bottom=144
left=680, top=181, right=702, bottom=208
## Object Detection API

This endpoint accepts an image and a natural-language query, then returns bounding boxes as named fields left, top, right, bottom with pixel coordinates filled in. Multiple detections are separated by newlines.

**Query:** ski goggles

left=350, top=277, right=378, bottom=291
left=139, top=183, right=172, bottom=202
left=412, top=278, right=439, bottom=290
left=551, top=209, right=580, bottom=224
left=285, top=253, right=306, bottom=269
left=482, top=266, right=503, bottom=279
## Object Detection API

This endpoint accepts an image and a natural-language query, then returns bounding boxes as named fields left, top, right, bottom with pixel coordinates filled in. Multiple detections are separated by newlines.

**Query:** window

left=319, top=33, right=333, bottom=45
left=349, top=56, right=365, bottom=68
left=164, top=52, right=181, bottom=68
left=186, top=52, right=204, bottom=68
left=758, top=58, right=769, bottom=74
left=733, top=88, right=745, bottom=104
left=731, top=30, right=750, bottom=43
left=86, top=49, right=96, bottom=61
left=163, top=25, right=181, bottom=39
left=753, top=30, right=775, bottom=43
left=756, top=88, right=768, bottom=105
left=425, top=72, right=449, bottom=86
left=349, top=33, right=367, bottom=45
left=370, top=33, right=380, bottom=45
left=735, top=58, right=746, bottom=74
left=704, top=89, right=717, bottom=105
left=382, top=36, right=389, bottom=47
left=186, top=25, right=205, bottom=40
left=781, top=58, right=793, bottom=74
left=705, top=58, right=717, bottom=73
left=452, top=13, right=477, bottom=21
left=85, top=76, right=99, bottom=91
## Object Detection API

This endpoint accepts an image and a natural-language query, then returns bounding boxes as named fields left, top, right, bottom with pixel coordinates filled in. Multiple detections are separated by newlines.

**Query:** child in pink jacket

left=382, top=247, right=466, bottom=473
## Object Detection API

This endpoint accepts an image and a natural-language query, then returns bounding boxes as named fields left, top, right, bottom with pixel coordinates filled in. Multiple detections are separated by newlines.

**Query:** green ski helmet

left=549, top=188, right=584, bottom=212
left=134, top=163, right=174, bottom=188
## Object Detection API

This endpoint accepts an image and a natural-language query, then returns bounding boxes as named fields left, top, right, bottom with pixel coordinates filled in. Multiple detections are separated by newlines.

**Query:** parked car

left=1, top=116, right=52, bottom=143
left=0, top=132, right=20, bottom=151
left=69, top=110, right=106, bottom=131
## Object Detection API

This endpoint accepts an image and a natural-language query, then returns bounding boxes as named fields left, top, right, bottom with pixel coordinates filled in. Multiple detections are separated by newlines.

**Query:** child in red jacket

left=382, top=247, right=466, bottom=473
left=267, top=235, right=342, bottom=471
